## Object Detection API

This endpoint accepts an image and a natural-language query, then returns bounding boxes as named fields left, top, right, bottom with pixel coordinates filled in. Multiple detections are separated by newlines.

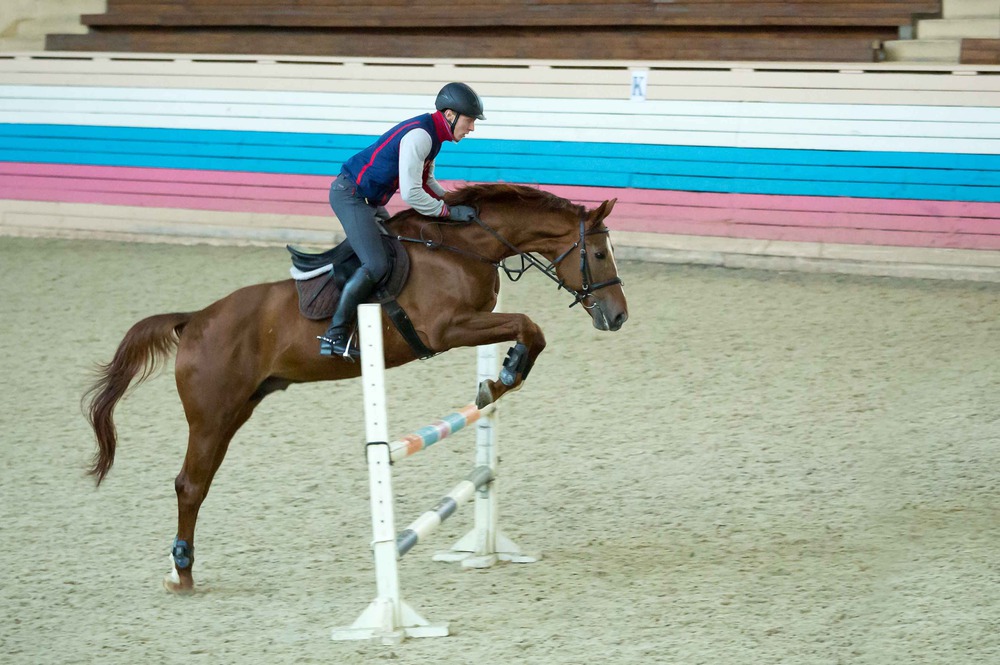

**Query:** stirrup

left=318, top=329, right=359, bottom=360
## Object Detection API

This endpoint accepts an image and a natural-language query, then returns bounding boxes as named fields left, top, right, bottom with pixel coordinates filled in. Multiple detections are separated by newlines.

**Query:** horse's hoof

left=476, top=380, right=494, bottom=409
left=162, top=569, right=196, bottom=595
left=476, top=379, right=497, bottom=409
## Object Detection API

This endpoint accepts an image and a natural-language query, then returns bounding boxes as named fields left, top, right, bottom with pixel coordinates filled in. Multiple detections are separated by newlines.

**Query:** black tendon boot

left=318, top=267, right=377, bottom=358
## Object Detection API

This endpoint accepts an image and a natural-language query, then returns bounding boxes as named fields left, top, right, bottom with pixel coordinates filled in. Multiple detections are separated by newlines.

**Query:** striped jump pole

left=388, top=402, right=496, bottom=463
left=396, top=465, right=494, bottom=557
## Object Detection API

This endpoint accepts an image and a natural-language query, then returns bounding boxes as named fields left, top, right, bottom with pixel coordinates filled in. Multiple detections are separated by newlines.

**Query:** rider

left=318, top=81, right=485, bottom=358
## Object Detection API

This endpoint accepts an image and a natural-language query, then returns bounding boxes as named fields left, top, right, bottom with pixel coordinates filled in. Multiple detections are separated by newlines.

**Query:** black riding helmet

left=435, top=82, right=485, bottom=134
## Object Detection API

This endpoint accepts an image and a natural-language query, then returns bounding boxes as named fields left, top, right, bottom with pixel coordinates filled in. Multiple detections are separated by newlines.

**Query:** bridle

left=469, top=211, right=624, bottom=309
left=394, top=209, right=623, bottom=308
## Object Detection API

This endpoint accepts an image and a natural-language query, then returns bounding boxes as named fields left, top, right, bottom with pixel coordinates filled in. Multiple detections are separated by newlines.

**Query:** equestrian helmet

left=435, top=82, right=486, bottom=120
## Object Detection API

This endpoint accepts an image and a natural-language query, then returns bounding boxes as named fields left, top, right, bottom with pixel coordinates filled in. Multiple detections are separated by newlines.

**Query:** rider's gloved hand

left=446, top=204, right=477, bottom=222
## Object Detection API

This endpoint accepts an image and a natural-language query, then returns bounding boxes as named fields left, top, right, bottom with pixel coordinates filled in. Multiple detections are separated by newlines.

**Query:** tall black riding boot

left=318, top=267, right=376, bottom=358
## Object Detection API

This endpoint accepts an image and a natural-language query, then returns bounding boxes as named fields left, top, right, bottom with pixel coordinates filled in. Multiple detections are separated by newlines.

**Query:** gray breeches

left=329, top=174, right=391, bottom=282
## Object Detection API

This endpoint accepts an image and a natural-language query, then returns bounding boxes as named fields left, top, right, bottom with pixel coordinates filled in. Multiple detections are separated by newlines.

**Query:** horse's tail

left=83, top=312, right=193, bottom=485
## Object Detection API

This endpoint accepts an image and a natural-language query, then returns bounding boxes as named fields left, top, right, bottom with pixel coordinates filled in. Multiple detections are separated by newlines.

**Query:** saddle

left=287, top=236, right=434, bottom=359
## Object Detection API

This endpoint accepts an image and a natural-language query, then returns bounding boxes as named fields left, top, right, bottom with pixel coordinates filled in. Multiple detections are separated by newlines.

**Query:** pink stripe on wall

left=0, top=186, right=330, bottom=217
left=1, top=174, right=323, bottom=203
left=0, top=162, right=329, bottom=189
left=535, top=183, right=1000, bottom=220
left=2, top=163, right=999, bottom=251
left=0, top=162, right=333, bottom=216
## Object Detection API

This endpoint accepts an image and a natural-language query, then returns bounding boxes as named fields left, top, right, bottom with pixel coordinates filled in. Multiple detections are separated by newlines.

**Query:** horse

left=83, top=183, right=629, bottom=593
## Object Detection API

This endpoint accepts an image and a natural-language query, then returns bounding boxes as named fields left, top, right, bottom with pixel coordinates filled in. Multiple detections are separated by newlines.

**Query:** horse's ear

left=593, top=198, right=617, bottom=220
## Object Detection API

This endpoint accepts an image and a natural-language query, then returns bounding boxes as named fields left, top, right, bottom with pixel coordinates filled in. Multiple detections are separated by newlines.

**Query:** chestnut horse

left=84, top=183, right=628, bottom=593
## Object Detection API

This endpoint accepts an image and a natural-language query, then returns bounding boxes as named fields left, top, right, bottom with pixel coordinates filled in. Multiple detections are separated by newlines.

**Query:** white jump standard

left=332, top=303, right=537, bottom=644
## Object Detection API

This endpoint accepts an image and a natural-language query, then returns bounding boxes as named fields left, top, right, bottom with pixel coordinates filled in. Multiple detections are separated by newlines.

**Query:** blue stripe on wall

left=4, top=137, right=995, bottom=188
left=2, top=124, right=999, bottom=202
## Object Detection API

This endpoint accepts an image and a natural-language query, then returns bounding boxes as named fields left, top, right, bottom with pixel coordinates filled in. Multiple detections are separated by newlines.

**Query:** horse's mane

left=444, top=183, right=584, bottom=216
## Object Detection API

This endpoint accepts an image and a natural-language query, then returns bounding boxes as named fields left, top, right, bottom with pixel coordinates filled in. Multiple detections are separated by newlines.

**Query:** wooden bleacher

left=962, top=39, right=1000, bottom=65
left=46, top=0, right=942, bottom=62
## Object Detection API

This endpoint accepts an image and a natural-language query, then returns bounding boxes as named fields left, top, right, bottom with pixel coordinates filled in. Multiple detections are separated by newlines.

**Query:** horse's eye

left=595, top=251, right=606, bottom=260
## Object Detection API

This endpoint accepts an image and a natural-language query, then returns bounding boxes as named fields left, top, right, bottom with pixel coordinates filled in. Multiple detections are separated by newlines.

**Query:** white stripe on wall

left=5, top=86, right=999, bottom=124
left=3, top=86, right=1000, bottom=153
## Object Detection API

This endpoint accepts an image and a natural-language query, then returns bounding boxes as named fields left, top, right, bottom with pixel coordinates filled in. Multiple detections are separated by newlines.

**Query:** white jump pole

left=331, top=304, right=447, bottom=644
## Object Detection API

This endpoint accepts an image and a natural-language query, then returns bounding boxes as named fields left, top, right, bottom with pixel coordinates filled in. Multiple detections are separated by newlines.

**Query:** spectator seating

left=47, top=0, right=942, bottom=62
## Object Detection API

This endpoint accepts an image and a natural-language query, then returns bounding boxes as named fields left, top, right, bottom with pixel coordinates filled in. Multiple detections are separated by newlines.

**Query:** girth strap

left=382, top=299, right=435, bottom=359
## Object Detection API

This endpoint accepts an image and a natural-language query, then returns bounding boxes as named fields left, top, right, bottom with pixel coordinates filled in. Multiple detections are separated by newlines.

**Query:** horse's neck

left=470, top=206, right=568, bottom=262
left=397, top=205, right=570, bottom=262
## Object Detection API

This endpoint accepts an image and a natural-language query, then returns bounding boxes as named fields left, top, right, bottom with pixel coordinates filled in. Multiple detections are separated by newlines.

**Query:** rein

left=393, top=210, right=622, bottom=309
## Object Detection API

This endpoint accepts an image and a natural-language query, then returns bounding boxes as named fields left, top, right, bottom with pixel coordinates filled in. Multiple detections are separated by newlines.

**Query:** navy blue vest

left=342, top=113, right=444, bottom=206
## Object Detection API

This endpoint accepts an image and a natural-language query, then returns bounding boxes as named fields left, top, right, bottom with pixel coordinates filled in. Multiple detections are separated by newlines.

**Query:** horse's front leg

left=433, top=312, right=546, bottom=408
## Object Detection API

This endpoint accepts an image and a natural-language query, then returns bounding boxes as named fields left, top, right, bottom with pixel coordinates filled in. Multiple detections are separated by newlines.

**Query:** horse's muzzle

left=590, top=301, right=628, bottom=331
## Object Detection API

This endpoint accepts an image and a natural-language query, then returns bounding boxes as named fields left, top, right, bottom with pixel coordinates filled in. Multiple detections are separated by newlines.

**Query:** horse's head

left=441, top=184, right=628, bottom=331
left=547, top=199, right=629, bottom=332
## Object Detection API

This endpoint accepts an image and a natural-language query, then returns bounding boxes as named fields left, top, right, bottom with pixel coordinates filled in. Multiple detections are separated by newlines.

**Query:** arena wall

left=1, top=52, right=999, bottom=280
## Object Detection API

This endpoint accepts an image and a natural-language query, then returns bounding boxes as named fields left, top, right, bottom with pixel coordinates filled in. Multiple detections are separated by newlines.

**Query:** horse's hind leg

left=163, top=400, right=257, bottom=594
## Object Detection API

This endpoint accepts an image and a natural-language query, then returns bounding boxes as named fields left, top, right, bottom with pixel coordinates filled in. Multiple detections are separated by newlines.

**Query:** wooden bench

left=962, top=39, right=1000, bottom=65
left=47, top=1, right=942, bottom=62
left=80, top=0, right=939, bottom=27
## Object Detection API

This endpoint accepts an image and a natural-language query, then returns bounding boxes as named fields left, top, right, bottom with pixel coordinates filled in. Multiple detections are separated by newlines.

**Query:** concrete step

left=917, top=18, right=1000, bottom=38
left=0, top=36, right=44, bottom=52
left=883, top=38, right=962, bottom=62
left=0, top=0, right=102, bottom=44
left=31, top=0, right=107, bottom=19
left=13, top=16, right=88, bottom=38
left=943, top=0, right=1000, bottom=19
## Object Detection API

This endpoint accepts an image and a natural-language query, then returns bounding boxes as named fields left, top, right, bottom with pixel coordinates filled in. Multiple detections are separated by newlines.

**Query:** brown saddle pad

left=295, top=237, right=410, bottom=320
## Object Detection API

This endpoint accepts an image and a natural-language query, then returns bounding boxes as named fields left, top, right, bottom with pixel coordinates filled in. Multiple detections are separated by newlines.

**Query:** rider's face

left=447, top=111, right=476, bottom=141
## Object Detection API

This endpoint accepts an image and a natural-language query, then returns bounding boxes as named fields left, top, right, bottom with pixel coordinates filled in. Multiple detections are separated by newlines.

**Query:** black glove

left=447, top=204, right=477, bottom=222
